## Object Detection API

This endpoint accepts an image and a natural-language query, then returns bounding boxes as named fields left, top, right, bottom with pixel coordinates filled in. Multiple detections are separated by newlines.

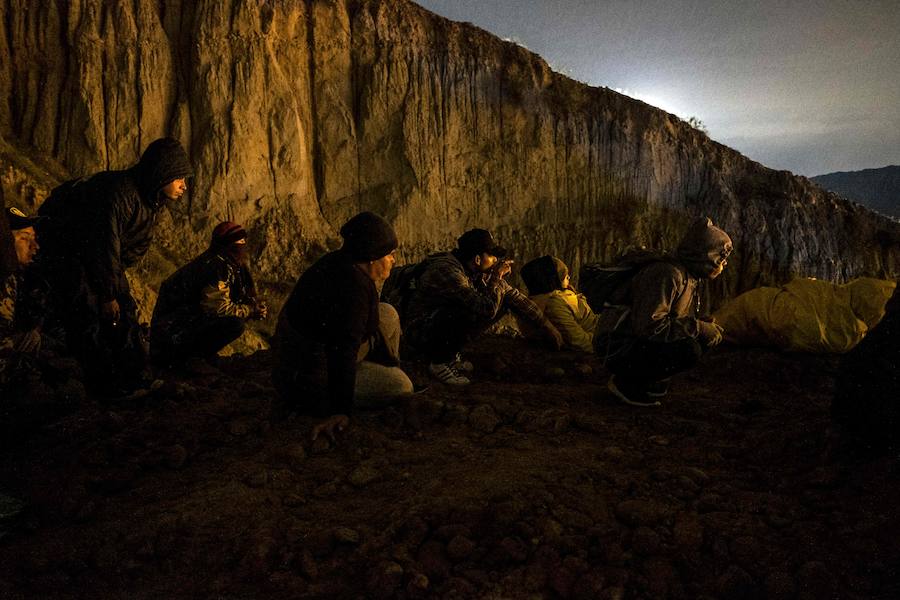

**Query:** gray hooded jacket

left=595, top=217, right=733, bottom=344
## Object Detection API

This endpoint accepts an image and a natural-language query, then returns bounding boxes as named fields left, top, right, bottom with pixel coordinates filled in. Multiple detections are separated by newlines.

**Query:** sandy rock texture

left=1, top=0, right=899, bottom=327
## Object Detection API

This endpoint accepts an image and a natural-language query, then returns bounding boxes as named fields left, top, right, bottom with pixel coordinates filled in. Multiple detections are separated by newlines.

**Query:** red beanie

left=210, top=221, right=247, bottom=247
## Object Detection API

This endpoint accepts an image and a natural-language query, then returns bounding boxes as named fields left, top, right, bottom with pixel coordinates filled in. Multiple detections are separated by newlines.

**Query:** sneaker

left=428, top=362, right=471, bottom=386
left=452, top=353, right=475, bottom=373
left=646, top=378, right=671, bottom=398
left=608, top=375, right=661, bottom=407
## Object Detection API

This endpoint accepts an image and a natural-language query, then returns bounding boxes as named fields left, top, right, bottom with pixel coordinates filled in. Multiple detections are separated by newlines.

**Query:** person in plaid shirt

left=404, top=228, right=562, bottom=385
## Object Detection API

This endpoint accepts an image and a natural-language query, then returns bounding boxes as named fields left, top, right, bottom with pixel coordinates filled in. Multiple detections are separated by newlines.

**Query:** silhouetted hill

left=812, top=166, right=900, bottom=219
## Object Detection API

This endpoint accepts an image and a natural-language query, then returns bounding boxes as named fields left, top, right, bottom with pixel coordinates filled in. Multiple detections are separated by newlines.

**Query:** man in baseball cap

left=1, top=207, right=45, bottom=375
left=402, top=227, right=562, bottom=386
left=6, top=207, right=40, bottom=267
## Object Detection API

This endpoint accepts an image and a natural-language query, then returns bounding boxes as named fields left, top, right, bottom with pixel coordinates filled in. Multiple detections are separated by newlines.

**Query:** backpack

left=579, top=248, right=669, bottom=312
left=35, top=177, right=88, bottom=250
left=381, top=261, right=428, bottom=322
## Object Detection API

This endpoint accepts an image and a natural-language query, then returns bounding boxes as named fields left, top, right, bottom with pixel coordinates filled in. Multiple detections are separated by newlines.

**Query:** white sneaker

left=452, top=353, right=475, bottom=373
left=428, top=362, right=471, bottom=386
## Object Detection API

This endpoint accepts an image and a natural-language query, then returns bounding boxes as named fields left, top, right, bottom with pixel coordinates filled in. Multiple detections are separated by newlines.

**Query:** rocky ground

left=0, top=337, right=898, bottom=600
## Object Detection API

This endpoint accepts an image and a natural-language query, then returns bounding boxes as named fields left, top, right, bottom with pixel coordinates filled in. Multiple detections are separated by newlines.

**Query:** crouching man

left=150, top=221, right=267, bottom=368
left=595, top=217, right=732, bottom=406
left=272, top=212, right=413, bottom=441
left=404, top=228, right=563, bottom=385
left=2, top=206, right=81, bottom=413
left=1, top=208, right=44, bottom=374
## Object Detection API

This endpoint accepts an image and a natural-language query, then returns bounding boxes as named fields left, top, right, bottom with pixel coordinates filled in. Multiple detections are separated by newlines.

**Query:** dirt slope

left=0, top=338, right=897, bottom=599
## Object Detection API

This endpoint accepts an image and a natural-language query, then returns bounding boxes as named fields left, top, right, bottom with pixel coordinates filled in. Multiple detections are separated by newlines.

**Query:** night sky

left=415, top=0, right=900, bottom=177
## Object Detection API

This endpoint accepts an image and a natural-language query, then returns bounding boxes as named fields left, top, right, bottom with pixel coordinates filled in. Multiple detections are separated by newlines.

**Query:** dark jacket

left=404, top=251, right=548, bottom=335
left=38, top=138, right=193, bottom=302
left=273, top=250, right=379, bottom=417
left=152, top=250, right=256, bottom=331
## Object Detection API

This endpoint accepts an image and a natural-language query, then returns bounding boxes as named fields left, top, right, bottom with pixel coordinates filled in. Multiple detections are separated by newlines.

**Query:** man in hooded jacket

left=594, top=217, right=733, bottom=406
left=37, top=137, right=193, bottom=394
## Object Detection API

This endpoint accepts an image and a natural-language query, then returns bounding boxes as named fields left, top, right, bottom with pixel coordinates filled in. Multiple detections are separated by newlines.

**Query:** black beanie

left=339, top=212, right=398, bottom=262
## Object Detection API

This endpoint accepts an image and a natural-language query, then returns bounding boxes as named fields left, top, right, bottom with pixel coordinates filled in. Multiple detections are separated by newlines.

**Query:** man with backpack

left=37, top=137, right=193, bottom=395
left=403, top=228, right=563, bottom=385
left=593, top=217, right=732, bottom=406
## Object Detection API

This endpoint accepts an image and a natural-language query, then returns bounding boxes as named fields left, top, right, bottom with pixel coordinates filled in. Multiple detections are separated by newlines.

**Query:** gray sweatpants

left=354, top=303, right=414, bottom=407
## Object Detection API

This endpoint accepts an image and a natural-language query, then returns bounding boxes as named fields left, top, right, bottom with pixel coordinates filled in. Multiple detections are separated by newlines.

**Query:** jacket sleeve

left=544, top=293, right=594, bottom=352
left=199, top=282, right=253, bottom=318
left=502, top=282, right=551, bottom=328
left=629, top=262, right=700, bottom=341
left=419, top=261, right=505, bottom=320
left=84, top=190, right=131, bottom=302
left=0, top=275, right=17, bottom=352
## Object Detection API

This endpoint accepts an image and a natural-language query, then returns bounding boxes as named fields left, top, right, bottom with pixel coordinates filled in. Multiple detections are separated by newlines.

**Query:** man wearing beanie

left=594, top=217, right=733, bottom=406
left=36, top=137, right=193, bottom=395
left=403, top=228, right=563, bottom=386
left=272, top=211, right=414, bottom=441
left=150, top=221, right=266, bottom=369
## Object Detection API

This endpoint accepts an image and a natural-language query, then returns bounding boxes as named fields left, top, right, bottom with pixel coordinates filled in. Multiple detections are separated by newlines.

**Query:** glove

left=698, top=320, right=724, bottom=347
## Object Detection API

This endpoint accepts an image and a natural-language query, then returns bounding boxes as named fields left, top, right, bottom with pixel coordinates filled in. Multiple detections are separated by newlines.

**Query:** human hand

left=251, top=300, right=268, bottom=320
left=101, top=299, right=121, bottom=324
left=698, top=320, right=724, bottom=347
left=311, top=414, right=350, bottom=443
left=492, top=259, right=513, bottom=281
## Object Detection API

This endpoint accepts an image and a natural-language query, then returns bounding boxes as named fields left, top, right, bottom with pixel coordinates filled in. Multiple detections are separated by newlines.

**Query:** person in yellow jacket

left=520, top=255, right=598, bottom=353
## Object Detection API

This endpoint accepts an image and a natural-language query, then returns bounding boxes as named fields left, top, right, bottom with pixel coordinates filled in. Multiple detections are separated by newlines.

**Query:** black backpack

left=381, top=261, right=428, bottom=322
left=35, top=177, right=88, bottom=251
left=579, top=248, right=669, bottom=312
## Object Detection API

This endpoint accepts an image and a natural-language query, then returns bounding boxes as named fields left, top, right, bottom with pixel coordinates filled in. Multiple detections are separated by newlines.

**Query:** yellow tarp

left=713, top=277, right=897, bottom=353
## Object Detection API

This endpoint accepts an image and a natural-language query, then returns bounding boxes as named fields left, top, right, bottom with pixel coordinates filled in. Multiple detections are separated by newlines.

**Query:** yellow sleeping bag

left=713, top=277, right=897, bottom=353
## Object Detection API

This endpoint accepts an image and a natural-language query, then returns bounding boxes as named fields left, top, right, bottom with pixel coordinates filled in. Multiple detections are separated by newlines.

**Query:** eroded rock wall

left=1, top=0, right=898, bottom=324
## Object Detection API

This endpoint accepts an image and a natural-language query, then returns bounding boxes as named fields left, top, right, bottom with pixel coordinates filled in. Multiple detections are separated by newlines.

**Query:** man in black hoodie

left=37, top=137, right=193, bottom=394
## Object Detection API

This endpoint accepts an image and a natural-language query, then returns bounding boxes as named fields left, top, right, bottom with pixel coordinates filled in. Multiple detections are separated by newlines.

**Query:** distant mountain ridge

left=812, top=166, right=900, bottom=219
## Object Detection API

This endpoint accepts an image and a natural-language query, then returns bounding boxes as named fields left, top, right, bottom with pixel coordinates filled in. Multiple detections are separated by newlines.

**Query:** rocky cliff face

left=2, top=0, right=898, bottom=328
